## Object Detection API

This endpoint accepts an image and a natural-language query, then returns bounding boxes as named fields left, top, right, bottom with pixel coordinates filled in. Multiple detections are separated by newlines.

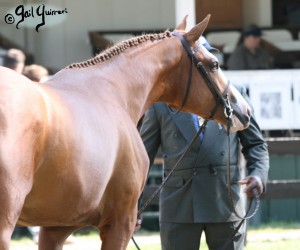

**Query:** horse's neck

left=50, top=38, right=180, bottom=125
left=98, top=40, right=180, bottom=124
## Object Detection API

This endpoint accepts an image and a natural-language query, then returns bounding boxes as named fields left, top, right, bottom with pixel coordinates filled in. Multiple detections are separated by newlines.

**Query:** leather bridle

left=171, top=31, right=233, bottom=121
left=172, top=31, right=260, bottom=245
left=137, top=31, right=235, bottom=217
left=171, top=31, right=260, bottom=249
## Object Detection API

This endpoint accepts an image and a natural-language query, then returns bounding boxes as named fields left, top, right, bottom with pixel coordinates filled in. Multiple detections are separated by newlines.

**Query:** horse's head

left=164, top=15, right=251, bottom=132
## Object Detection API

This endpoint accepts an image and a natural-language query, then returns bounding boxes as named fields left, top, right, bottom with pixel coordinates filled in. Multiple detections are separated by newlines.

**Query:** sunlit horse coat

left=0, top=15, right=252, bottom=250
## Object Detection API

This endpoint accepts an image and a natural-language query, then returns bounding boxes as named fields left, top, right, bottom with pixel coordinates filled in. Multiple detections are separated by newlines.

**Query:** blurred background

left=1, top=0, right=299, bottom=235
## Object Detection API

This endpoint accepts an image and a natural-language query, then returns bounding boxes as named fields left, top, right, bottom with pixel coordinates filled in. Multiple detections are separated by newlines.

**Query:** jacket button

left=209, top=165, right=218, bottom=176
left=220, top=151, right=225, bottom=156
left=193, top=168, right=197, bottom=175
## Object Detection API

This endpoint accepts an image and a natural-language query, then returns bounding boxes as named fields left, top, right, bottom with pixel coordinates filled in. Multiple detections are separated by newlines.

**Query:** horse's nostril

left=246, top=108, right=251, bottom=122
left=247, top=108, right=251, bottom=117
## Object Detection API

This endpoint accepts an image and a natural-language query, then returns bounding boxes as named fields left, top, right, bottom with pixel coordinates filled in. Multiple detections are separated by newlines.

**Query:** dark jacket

left=227, top=44, right=273, bottom=70
left=140, top=85, right=269, bottom=223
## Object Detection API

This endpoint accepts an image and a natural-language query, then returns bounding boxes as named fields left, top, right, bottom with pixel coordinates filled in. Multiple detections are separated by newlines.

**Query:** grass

left=127, top=221, right=300, bottom=250
left=10, top=221, right=300, bottom=250
left=249, top=221, right=300, bottom=231
left=244, top=221, right=300, bottom=250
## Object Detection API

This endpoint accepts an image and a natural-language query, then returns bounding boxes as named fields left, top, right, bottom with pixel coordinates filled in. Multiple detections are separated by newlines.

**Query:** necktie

left=193, top=115, right=204, bottom=141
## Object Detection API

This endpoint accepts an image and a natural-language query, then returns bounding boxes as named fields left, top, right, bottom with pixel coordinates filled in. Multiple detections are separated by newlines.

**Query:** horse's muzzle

left=232, top=102, right=251, bottom=128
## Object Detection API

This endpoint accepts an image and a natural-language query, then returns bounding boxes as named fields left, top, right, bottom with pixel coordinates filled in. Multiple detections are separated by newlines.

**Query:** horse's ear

left=184, top=14, right=211, bottom=44
left=175, top=15, right=188, bottom=31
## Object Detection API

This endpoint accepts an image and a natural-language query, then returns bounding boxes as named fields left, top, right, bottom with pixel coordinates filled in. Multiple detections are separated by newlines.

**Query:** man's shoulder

left=232, top=44, right=247, bottom=55
left=151, top=102, right=168, bottom=112
left=232, top=83, right=247, bottom=95
left=152, top=102, right=165, bottom=108
left=146, top=102, right=170, bottom=118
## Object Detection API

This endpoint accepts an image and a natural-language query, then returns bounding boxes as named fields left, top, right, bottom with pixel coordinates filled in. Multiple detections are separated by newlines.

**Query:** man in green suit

left=140, top=38, right=269, bottom=250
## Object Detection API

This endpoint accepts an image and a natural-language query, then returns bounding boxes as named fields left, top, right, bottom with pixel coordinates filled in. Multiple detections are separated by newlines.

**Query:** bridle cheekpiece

left=171, top=31, right=233, bottom=123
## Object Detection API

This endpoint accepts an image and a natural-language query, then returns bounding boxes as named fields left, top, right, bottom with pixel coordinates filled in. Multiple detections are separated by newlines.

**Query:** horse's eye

left=210, top=61, right=219, bottom=71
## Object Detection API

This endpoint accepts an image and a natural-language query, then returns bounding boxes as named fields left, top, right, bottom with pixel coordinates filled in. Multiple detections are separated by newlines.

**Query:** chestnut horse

left=0, top=15, right=250, bottom=249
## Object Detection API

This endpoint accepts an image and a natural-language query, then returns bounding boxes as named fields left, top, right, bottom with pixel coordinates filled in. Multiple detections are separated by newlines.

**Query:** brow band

left=192, top=42, right=202, bottom=54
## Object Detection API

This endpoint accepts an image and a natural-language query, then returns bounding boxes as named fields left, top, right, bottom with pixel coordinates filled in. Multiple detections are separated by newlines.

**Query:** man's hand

left=238, top=176, right=263, bottom=198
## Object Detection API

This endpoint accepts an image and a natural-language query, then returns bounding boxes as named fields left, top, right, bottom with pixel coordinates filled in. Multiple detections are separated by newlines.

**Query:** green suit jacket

left=140, top=85, right=269, bottom=223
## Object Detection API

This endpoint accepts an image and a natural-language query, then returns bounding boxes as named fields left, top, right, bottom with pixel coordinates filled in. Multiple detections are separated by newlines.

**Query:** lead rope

left=221, top=118, right=260, bottom=250
left=132, top=31, right=259, bottom=249
left=132, top=119, right=260, bottom=250
left=131, top=120, right=208, bottom=250
left=131, top=236, right=141, bottom=250
left=137, top=119, right=208, bottom=217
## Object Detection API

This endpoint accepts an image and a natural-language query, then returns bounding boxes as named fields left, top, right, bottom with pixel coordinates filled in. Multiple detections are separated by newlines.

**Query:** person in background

left=2, top=48, right=26, bottom=73
left=140, top=37, right=270, bottom=250
left=23, top=64, right=49, bottom=82
left=227, top=25, right=273, bottom=70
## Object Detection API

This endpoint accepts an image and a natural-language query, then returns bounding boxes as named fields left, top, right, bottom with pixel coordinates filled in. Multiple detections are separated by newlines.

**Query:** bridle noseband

left=171, top=31, right=233, bottom=122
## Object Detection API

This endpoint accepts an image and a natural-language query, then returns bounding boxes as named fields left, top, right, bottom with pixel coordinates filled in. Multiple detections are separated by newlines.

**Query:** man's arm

left=140, top=104, right=162, bottom=167
left=237, top=86, right=270, bottom=197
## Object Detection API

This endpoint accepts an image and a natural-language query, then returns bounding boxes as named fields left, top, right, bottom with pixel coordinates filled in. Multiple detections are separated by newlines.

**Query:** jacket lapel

left=168, top=109, right=227, bottom=159
left=197, top=120, right=226, bottom=160
left=170, top=111, right=200, bottom=144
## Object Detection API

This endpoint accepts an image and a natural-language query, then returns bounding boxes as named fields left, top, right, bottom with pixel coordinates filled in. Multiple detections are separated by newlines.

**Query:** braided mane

left=67, top=31, right=172, bottom=69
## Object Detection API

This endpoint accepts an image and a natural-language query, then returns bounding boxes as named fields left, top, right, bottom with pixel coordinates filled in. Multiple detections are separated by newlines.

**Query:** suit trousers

left=160, top=221, right=246, bottom=250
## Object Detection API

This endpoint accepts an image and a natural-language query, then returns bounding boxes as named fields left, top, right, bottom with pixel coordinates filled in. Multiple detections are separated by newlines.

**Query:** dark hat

left=242, top=25, right=262, bottom=37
